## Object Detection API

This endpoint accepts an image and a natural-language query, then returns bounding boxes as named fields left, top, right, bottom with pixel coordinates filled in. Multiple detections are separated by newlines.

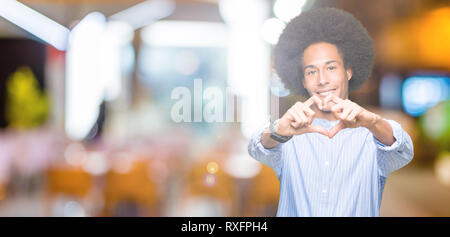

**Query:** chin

left=320, top=107, right=332, bottom=113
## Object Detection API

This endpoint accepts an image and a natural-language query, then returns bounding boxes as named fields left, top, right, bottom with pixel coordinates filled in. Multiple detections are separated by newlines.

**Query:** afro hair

left=274, top=7, right=375, bottom=96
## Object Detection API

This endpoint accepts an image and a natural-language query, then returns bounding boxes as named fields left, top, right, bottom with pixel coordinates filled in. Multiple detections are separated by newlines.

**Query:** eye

left=306, top=70, right=316, bottom=76
left=327, top=66, right=336, bottom=71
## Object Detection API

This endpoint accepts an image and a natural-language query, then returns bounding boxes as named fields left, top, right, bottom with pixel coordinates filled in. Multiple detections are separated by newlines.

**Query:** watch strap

left=269, top=119, right=292, bottom=143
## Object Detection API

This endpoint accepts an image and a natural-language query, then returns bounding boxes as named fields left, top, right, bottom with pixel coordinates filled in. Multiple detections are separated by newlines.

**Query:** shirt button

left=322, top=189, right=327, bottom=193
left=324, top=161, right=329, bottom=166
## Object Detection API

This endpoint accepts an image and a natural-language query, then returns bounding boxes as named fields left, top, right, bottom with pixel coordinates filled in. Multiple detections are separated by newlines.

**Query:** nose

left=318, top=70, right=329, bottom=85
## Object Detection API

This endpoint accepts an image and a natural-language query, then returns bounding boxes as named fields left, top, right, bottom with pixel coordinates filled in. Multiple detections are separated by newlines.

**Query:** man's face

left=301, top=42, right=352, bottom=112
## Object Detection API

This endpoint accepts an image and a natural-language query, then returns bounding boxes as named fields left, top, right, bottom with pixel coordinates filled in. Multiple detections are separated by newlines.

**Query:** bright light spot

left=219, top=0, right=267, bottom=26
left=435, top=151, right=450, bottom=187
left=82, top=152, right=108, bottom=176
left=261, top=18, right=286, bottom=45
left=65, top=12, right=106, bottom=141
left=109, top=0, right=175, bottom=30
left=402, top=76, right=450, bottom=116
left=103, top=21, right=134, bottom=46
left=141, top=21, right=227, bottom=48
left=175, top=50, right=200, bottom=76
left=422, top=101, right=449, bottom=140
left=148, top=160, right=169, bottom=184
left=219, top=0, right=271, bottom=139
left=64, top=143, right=87, bottom=166
left=177, top=197, right=226, bottom=217
left=63, top=201, right=86, bottom=217
left=66, top=13, right=135, bottom=140
left=203, top=173, right=218, bottom=187
left=224, top=154, right=262, bottom=179
left=111, top=152, right=133, bottom=174
left=101, top=21, right=134, bottom=101
left=206, top=162, right=219, bottom=174
left=273, top=0, right=307, bottom=22
left=224, top=141, right=262, bottom=179
left=380, top=74, right=403, bottom=109
left=0, top=0, right=70, bottom=50
left=270, top=71, right=290, bottom=97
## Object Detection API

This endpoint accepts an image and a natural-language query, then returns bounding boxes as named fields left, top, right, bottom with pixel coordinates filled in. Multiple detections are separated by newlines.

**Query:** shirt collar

left=312, top=118, right=341, bottom=129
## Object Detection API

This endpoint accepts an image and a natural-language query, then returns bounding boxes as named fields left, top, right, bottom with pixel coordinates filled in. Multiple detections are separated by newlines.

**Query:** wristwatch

left=269, top=119, right=293, bottom=143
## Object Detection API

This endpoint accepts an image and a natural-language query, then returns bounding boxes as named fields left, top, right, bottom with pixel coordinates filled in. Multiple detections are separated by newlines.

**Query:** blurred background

left=0, top=0, right=449, bottom=217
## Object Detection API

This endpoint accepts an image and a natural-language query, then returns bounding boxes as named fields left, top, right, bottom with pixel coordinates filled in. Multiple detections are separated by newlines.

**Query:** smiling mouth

left=316, top=89, right=336, bottom=97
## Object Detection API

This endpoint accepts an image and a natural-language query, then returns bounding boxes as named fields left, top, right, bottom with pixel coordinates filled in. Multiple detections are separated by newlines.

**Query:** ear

left=346, top=67, right=353, bottom=81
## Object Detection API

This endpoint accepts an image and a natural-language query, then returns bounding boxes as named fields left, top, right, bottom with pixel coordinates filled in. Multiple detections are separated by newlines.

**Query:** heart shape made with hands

left=289, top=94, right=357, bottom=139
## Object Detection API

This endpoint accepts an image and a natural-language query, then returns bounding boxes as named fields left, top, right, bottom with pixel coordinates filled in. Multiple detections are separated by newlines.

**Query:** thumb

left=304, top=125, right=329, bottom=137
left=328, top=121, right=346, bottom=138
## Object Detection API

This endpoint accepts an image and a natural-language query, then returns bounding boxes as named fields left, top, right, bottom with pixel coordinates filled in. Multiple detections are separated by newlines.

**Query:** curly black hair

left=274, top=7, right=375, bottom=96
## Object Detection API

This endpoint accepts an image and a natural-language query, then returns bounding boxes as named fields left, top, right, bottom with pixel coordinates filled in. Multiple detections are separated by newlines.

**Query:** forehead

left=302, top=42, right=343, bottom=67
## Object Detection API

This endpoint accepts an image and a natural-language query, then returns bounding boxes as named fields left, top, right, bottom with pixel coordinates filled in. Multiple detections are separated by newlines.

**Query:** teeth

left=318, top=90, right=334, bottom=96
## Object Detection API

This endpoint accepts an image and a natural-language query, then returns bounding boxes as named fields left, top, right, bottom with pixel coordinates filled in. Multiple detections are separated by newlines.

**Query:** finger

left=291, top=106, right=308, bottom=128
left=287, top=114, right=299, bottom=128
left=305, top=125, right=329, bottom=137
left=303, top=107, right=315, bottom=124
left=324, top=94, right=343, bottom=107
left=323, top=95, right=338, bottom=111
left=339, top=105, right=353, bottom=121
left=295, top=106, right=309, bottom=126
left=323, top=94, right=332, bottom=106
left=330, top=94, right=344, bottom=104
left=303, top=106, right=315, bottom=116
left=289, top=109, right=303, bottom=128
left=331, top=103, right=344, bottom=114
left=328, top=122, right=346, bottom=138
left=287, top=113, right=294, bottom=121
left=304, top=95, right=323, bottom=110
left=347, top=106, right=360, bottom=122
left=287, top=113, right=295, bottom=124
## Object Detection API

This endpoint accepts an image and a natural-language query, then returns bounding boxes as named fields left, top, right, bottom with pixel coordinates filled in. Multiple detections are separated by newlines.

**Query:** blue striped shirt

left=248, top=118, right=414, bottom=217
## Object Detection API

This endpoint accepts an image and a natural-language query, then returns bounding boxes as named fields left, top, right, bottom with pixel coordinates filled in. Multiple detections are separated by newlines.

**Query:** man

left=248, top=8, right=414, bottom=217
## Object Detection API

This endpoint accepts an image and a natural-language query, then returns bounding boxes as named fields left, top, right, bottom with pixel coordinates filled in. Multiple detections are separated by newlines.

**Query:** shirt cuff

left=254, top=122, right=283, bottom=153
left=256, top=131, right=283, bottom=153
left=248, top=122, right=285, bottom=179
left=373, top=119, right=404, bottom=152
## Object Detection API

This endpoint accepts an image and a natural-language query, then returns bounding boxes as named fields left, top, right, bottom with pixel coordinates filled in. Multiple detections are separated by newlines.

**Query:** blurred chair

left=0, top=183, right=5, bottom=202
left=244, top=164, right=280, bottom=217
left=177, top=156, right=237, bottom=216
left=103, top=161, right=159, bottom=216
left=44, top=167, right=93, bottom=216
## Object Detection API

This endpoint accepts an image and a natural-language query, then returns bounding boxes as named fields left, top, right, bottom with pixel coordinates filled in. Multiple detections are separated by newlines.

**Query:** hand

left=323, top=94, right=380, bottom=138
left=275, top=95, right=329, bottom=137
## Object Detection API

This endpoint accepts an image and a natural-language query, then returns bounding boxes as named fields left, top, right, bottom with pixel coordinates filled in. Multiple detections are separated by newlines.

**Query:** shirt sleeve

left=248, top=122, right=285, bottom=178
left=373, top=119, right=414, bottom=178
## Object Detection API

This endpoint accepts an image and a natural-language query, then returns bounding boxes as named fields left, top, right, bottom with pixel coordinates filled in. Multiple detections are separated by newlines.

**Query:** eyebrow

left=303, top=60, right=340, bottom=70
